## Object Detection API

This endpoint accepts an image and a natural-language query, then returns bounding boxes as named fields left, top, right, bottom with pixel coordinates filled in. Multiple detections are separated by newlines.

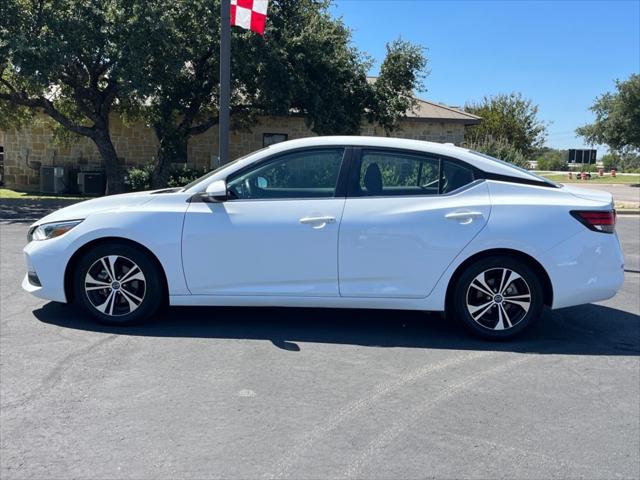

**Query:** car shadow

left=33, top=302, right=639, bottom=356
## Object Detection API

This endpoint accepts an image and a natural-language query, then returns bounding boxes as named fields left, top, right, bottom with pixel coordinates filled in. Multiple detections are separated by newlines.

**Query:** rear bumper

left=543, top=229, right=624, bottom=309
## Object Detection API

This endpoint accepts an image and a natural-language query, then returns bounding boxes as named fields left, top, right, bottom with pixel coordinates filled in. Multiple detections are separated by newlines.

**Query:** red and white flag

left=231, top=0, right=269, bottom=35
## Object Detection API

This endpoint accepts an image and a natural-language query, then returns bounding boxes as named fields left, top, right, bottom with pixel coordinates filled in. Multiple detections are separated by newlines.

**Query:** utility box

left=40, top=166, right=68, bottom=194
left=77, top=171, right=105, bottom=196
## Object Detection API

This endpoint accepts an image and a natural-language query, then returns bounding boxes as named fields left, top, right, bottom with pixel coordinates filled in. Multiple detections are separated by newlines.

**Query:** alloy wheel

left=465, top=267, right=532, bottom=331
left=84, top=255, right=146, bottom=316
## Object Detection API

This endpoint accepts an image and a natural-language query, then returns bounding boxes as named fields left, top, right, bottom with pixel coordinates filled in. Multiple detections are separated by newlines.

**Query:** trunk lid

left=560, top=184, right=614, bottom=207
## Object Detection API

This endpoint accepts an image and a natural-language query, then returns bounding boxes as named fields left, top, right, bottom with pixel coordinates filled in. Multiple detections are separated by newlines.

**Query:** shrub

left=601, top=152, right=640, bottom=172
left=463, top=136, right=529, bottom=168
left=537, top=156, right=567, bottom=171
left=125, top=163, right=208, bottom=191
left=125, top=164, right=154, bottom=191
left=536, top=149, right=568, bottom=171
left=167, top=164, right=208, bottom=188
left=601, top=153, right=618, bottom=170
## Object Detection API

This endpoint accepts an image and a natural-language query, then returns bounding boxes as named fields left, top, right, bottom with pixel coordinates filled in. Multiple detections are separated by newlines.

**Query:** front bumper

left=22, top=237, right=72, bottom=303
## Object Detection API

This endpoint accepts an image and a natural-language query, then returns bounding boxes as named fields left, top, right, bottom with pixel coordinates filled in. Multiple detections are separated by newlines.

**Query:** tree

left=0, top=104, right=33, bottom=134
left=0, top=0, right=158, bottom=193
left=463, top=136, right=528, bottom=168
left=576, top=74, right=640, bottom=153
left=601, top=151, right=640, bottom=173
left=128, top=0, right=427, bottom=187
left=1, top=0, right=427, bottom=191
left=535, top=148, right=567, bottom=171
left=464, top=93, right=547, bottom=157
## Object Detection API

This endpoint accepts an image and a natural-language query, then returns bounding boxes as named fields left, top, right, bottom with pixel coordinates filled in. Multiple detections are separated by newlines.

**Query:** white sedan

left=23, top=137, right=624, bottom=339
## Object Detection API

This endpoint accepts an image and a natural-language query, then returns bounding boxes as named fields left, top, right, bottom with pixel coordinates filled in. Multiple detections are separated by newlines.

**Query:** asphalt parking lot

left=1, top=215, right=639, bottom=479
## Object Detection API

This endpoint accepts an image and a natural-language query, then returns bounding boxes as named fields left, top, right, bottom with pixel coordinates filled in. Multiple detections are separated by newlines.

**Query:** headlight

left=28, top=220, right=83, bottom=242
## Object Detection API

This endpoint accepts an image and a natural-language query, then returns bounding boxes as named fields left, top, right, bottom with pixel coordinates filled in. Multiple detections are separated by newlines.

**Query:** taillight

left=570, top=210, right=616, bottom=233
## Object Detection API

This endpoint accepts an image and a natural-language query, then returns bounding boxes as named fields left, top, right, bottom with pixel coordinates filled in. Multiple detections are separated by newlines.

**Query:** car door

left=182, top=147, right=348, bottom=296
left=338, top=148, right=491, bottom=298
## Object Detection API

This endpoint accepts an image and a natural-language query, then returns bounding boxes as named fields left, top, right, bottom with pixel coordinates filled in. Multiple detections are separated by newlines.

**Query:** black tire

left=450, top=255, right=544, bottom=340
left=73, top=242, right=164, bottom=325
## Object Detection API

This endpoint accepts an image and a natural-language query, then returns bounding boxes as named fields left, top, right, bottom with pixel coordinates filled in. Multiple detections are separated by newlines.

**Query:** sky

left=330, top=0, right=640, bottom=153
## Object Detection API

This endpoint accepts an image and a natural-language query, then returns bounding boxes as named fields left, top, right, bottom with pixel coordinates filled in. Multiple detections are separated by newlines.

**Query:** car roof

left=263, top=136, right=539, bottom=181
left=191, top=136, right=547, bottom=190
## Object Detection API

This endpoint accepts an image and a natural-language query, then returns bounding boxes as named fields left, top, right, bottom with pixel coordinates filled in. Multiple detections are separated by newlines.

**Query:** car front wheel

left=73, top=242, right=164, bottom=325
left=451, top=256, right=544, bottom=340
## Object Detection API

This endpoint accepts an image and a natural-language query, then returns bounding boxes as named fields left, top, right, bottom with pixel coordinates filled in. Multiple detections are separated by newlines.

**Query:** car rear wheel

left=451, top=256, right=544, bottom=340
left=73, top=242, right=164, bottom=325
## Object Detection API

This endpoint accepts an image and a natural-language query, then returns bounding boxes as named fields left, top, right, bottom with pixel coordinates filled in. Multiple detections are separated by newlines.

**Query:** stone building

left=0, top=97, right=480, bottom=191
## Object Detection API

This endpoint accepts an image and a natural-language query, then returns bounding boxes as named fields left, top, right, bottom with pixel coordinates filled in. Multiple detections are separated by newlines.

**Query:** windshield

left=182, top=147, right=269, bottom=191
left=469, top=150, right=560, bottom=188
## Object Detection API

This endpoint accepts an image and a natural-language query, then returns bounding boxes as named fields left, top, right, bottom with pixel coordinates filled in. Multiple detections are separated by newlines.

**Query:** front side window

left=352, top=150, right=475, bottom=196
left=227, top=148, right=345, bottom=200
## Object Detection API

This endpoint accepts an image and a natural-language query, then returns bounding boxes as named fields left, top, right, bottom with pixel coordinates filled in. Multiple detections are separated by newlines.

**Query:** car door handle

left=445, top=211, right=484, bottom=224
left=299, top=216, right=336, bottom=227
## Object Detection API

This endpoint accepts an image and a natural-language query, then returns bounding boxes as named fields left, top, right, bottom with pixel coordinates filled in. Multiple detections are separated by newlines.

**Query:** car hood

left=561, top=184, right=614, bottom=206
left=32, top=189, right=171, bottom=226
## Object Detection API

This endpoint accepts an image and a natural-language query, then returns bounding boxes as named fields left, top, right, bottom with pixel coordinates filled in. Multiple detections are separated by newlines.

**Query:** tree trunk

left=93, top=129, right=121, bottom=194
left=151, top=128, right=188, bottom=189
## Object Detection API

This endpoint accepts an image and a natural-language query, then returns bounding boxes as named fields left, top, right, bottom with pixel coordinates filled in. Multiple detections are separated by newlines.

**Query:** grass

left=0, top=188, right=91, bottom=200
left=538, top=173, right=640, bottom=185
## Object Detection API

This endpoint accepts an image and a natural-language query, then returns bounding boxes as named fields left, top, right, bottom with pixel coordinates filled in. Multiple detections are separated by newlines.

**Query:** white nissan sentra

left=23, top=137, right=624, bottom=339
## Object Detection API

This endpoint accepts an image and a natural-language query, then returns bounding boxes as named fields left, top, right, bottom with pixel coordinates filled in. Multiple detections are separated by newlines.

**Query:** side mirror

left=204, top=180, right=228, bottom=202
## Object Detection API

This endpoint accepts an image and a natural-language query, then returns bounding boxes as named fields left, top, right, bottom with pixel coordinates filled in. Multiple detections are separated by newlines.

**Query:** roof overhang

left=404, top=117, right=482, bottom=125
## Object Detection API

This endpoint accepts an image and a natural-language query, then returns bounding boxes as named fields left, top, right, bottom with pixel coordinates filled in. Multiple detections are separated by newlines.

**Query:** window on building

left=263, top=133, right=288, bottom=147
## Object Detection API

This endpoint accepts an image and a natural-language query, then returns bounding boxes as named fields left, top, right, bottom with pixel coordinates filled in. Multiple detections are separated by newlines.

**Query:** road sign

left=568, top=149, right=597, bottom=164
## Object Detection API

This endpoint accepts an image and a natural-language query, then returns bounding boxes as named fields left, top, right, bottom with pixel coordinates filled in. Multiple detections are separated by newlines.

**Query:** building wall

left=0, top=113, right=467, bottom=191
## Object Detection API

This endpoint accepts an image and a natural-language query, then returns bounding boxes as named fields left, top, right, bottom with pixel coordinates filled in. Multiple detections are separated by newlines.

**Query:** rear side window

left=441, top=159, right=475, bottom=193
left=350, top=149, right=475, bottom=197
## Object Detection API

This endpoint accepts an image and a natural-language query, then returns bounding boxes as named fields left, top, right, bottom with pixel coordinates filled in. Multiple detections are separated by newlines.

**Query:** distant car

left=23, top=137, right=624, bottom=339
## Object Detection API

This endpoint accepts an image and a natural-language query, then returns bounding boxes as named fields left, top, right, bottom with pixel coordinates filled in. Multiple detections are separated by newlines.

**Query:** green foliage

left=465, top=93, right=548, bottom=157
left=0, top=102, right=33, bottom=131
left=126, top=0, right=427, bottom=186
left=601, top=152, right=640, bottom=173
left=464, top=136, right=529, bottom=168
left=601, top=153, right=618, bottom=171
left=367, top=39, right=428, bottom=132
left=2, top=0, right=428, bottom=190
left=535, top=148, right=568, bottom=171
left=0, top=0, right=162, bottom=193
left=125, top=163, right=207, bottom=191
left=580, top=163, right=598, bottom=173
left=576, top=74, right=640, bottom=153
left=167, top=164, right=209, bottom=188
left=125, top=164, right=154, bottom=192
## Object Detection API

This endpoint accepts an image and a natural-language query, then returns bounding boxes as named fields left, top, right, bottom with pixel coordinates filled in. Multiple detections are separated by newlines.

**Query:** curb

left=616, top=209, right=640, bottom=215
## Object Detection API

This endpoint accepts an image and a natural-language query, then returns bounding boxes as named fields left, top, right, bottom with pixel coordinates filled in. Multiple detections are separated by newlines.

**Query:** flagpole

left=219, top=0, right=231, bottom=165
